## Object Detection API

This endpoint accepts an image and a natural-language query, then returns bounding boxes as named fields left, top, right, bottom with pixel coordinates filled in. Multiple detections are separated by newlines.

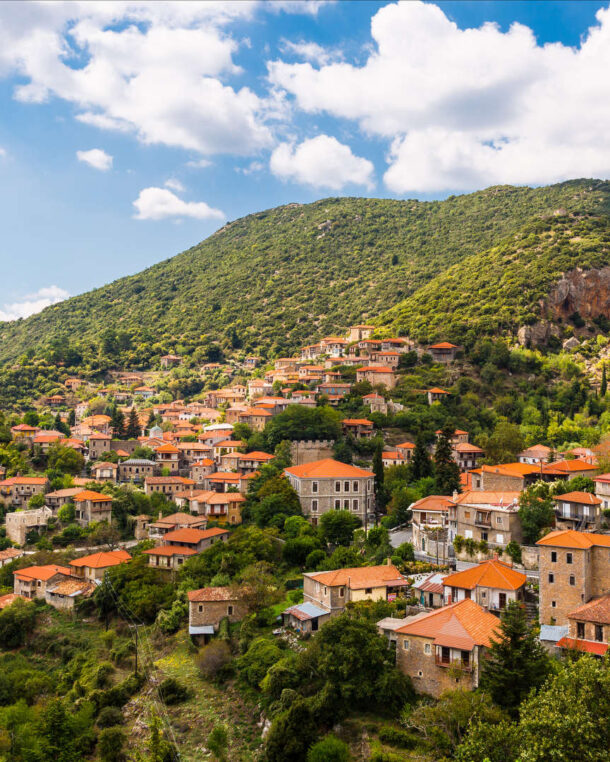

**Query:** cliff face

left=544, top=267, right=610, bottom=320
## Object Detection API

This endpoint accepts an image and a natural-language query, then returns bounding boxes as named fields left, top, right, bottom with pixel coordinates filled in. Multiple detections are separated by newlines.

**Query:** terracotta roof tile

left=307, top=563, right=403, bottom=589
left=187, top=586, right=237, bottom=602
left=567, top=593, right=610, bottom=624
left=285, top=458, right=374, bottom=479
left=537, top=529, right=610, bottom=549
left=395, top=599, right=500, bottom=648
left=443, top=558, right=527, bottom=591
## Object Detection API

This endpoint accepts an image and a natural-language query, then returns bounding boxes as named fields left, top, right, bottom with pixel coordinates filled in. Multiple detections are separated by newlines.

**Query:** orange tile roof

left=567, top=593, right=610, bottom=624
left=207, top=472, right=241, bottom=482
left=428, top=387, right=449, bottom=394
left=238, top=451, right=274, bottom=461
left=395, top=599, right=499, bottom=649
left=206, top=493, right=246, bottom=504
left=554, top=491, right=601, bottom=505
left=480, top=462, right=539, bottom=477
left=33, top=433, right=62, bottom=443
left=155, top=443, right=180, bottom=453
left=285, top=458, right=374, bottom=479
left=411, top=495, right=455, bottom=512
left=192, top=458, right=215, bottom=467
left=342, top=418, right=374, bottom=426
left=542, top=458, right=598, bottom=474
left=396, top=441, right=415, bottom=449
left=0, top=476, right=47, bottom=486
left=143, top=545, right=198, bottom=557
left=162, top=527, right=228, bottom=544
left=455, top=490, right=521, bottom=507
left=556, top=637, right=608, bottom=656
left=307, top=563, right=403, bottom=589
left=11, top=424, right=38, bottom=432
left=537, top=529, right=610, bottom=549
left=188, top=586, right=237, bottom=602
left=358, top=366, right=395, bottom=373
left=74, top=490, right=112, bottom=503
left=145, top=476, right=195, bottom=485
left=69, top=550, right=131, bottom=569
left=429, top=342, right=459, bottom=349
left=14, top=565, right=72, bottom=581
left=383, top=451, right=404, bottom=460
left=443, top=558, right=527, bottom=591
left=454, top=442, right=484, bottom=453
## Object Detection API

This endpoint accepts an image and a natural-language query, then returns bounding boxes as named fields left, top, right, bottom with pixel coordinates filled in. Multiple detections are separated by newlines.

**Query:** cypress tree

left=480, top=601, right=551, bottom=715
left=433, top=425, right=461, bottom=495
left=411, top=432, right=433, bottom=480
left=126, top=408, right=141, bottom=439
left=111, top=406, right=125, bottom=439
left=601, top=364, right=607, bottom=397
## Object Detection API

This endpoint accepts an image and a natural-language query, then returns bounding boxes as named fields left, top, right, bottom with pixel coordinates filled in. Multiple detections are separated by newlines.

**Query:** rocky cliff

left=544, top=267, right=610, bottom=321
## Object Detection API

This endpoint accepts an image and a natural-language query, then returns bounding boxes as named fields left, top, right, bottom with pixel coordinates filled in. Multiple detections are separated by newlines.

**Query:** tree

left=207, top=725, right=228, bottom=761
left=98, top=727, right=126, bottom=762
left=601, top=364, right=607, bottom=397
left=265, top=406, right=342, bottom=449
left=47, top=443, right=84, bottom=475
left=0, top=598, right=37, bottom=648
left=307, top=734, right=350, bottom=762
left=480, top=422, right=524, bottom=464
left=480, top=601, right=551, bottom=715
left=319, top=510, right=361, bottom=546
left=434, top=426, right=461, bottom=495
left=411, top=432, right=433, bottom=480
left=518, top=484, right=554, bottom=545
left=126, top=408, right=141, bottom=439
left=373, top=439, right=385, bottom=498
left=111, top=406, right=125, bottom=440
left=233, top=562, right=282, bottom=614
left=28, top=493, right=46, bottom=509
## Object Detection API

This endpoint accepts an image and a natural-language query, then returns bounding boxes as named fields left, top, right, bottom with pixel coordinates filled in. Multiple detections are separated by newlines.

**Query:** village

left=0, top=319, right=607, bottom=718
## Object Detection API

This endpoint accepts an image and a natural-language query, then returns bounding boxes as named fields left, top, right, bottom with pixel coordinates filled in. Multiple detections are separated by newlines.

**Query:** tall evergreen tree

left=601, top=364, right=607, bottom=397
left=54, top=412, right=69, bottom=436
left=111, top=405, right=125, bottom=439
left=68, top=408, right=76, bottom=427
left=480, top=601, right=551, bottom=715
left=372, top=440, right=387, bottom=512
left=411, top=432, right=433, bottom=480
left=433, top=426, right=461, bottom=495
left=126, top=408, right=141, bottom=439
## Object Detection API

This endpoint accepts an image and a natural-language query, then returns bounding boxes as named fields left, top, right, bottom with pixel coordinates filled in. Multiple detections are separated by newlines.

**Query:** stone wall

left=290, top=440, right=335, bottom=465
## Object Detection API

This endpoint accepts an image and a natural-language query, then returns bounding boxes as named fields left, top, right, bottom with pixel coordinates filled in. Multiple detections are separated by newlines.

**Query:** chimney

left=158, top=511, right=162, bottom=520
left=386, top=557, right=392, bottom=566
left=452, top=490, right=459, bottom=501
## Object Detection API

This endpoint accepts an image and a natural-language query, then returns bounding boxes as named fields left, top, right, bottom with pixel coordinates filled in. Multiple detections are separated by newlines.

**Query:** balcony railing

left=475, top=516, right=492, bottom=527
left=435, top=655, right=472, bottom=672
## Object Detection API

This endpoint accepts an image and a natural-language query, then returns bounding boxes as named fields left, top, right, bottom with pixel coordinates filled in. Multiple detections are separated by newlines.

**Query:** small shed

left=282, top=602, right=330, bottom=634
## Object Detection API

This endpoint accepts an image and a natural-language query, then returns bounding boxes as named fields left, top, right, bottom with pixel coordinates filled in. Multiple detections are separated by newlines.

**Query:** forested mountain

left=1, top=179, right=609, bottom=365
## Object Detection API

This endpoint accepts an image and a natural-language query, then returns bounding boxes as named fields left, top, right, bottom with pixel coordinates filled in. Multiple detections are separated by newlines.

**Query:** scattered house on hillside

left=73, top=490, right=113, bottom=525
left=13, top=564, right=73, bottom=599
left=160, top=354, right=182, bottom=368
left=317, top=382, right=352, bottom=399
left=442, top=557, right=527, bottom=613
left=155, top=443, right=181, bottom=474
left=553, top=491, right=603, bottom=532
left=347, top=325, right=375, bottom=342
left=91, top=462, right=119, bottom=483
left=237, top=407, right=271, bottom=431
left=557, top=593, right=609, bottom=657
left=237, top=451, right=275, bottom=474
left=303, top=562, right=409, bottom=616
left=69, top=550, right=131, bottom=582
left=144, top=476, right=196, bottom=497
left=370, top=350, right=401, bottom=369
left=10, top=424, right=39, bottom=443
left=190, top=459, right=216, bottom=484
left=0, top=548, right=24, bottom=567
left=594, top=472, right=610, bottom=510
left=83, top=414, right=112, bottom=434
left=455, top=490, right=522, bottom=549
left=355, top=366, right=397, bottom=389
left=188, top=586, right=247, bottom=642
left=144, top=527, right=229, bottom=570
left=284, top=458, right=374, bottom=526
left=46, top=394, right=65, bottom=407
left=5, top=507, right=52, bottom=545
left=427, top=342, right=461, bottom=363
left=32, top=432, right=63, bottom=451
left=147, top=512, right=208, bottom=540
left=362, top=393, right=387, bottom=414
left=282, top=602, right=331, bottom=634
left=541, top=458, right=599, bottom=481
left=382, top=599, right=499, bottom=697
left=118, top=458, right=157, bottom=484
left=45, top=576, right=96, bottom=610
left=518, top=444, right=554, bottom=464
left=413, top=572, right=447, bottom=608
left=382, top=451, right=406, bottom=468
left=396, top=441, right=415, bottom=462
left=472, top=462, right=539, bottom=491
left=537, top=530, right=610, bottom=627
left=134, top=386, right=155, bottom=399
left=0, top=476, right=48, bottom=508
left=45, top=487, right=83, bottom=513
left=87, top=433, right=112, bottom=460
left=341, top=418, right=375, bottom=439
left=427, top=387, right=450, bottom=405
left=410, top=495, right=455, bottom=558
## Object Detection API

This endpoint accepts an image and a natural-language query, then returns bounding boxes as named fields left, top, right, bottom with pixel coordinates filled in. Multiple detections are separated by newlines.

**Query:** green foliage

left=307, top=734, right=351, bottom=762
left=98, top=726, right=127, bottom=762
left=237, top=637, right=283, bottom=688
left=319, top=510, right=362, bottom=546
left=0, top=598, right=37, bottom=649
left=158, top=677, right=190, bottom=705
left=518, top=484, right=555, bottom=545
left=505, top=540, right=522, bottom=564
left=265, top=406, right=341, bottom=449
left=207, top=724, right=229, bottom=761
left=434, top=425, right=461, bottom=495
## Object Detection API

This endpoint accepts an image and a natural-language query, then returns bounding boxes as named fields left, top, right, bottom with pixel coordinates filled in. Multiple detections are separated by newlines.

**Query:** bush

left=505, top=541, right=522, bottom=564
left=377, top=726, right=417, bottom=749
left=158, top=677, right=190, bottom=705
left=197, top=641, right=233, bottom=682
left=96, top=706, right=124, bottom=728
left=307, top=734, right=351, bottom=762
left=236, top=637, right=282, bottom=688
left=98, top=726, right=127, bottom=762
left=305, top=550, right=326, bottom=569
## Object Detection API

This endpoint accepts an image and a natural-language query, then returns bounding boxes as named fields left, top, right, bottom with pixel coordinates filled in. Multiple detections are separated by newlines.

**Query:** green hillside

left=1, top=179, right=609, bottom=364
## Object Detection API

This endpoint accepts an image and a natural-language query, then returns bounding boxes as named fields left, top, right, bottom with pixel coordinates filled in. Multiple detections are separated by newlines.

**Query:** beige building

left=284, top=458, right=374, bottom=526
left=0, top=476, right=48, bottom=508
left=188, top=586, right=248, bottom=639
left=442, top=558, right=527, bottom=612
left=537, top=530, right=610, bottom=626
left=91, top=462, right=118, bottom=483
left=455, top=491, right=522, bottom=549
left=73, top=490, right=113, bottom=525
left=45, top=576, right=95, bottom=610
left=118, top=458, right=157, bottom=483
left=557, top=593, right=609, bottom=657
left=69, top=549, right=131, bottom=582
left=5, top=507, right=52, bottom=545
left=144, top=476, right=196, bottom=497
left=553, top=491, right=603, bottom=532
left=355, top=366, right=397, bottom=389
left=13, top=564, right=73, bottom=599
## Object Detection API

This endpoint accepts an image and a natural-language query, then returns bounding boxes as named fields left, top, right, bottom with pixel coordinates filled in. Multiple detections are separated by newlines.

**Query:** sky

left=0, top=0, right=609, bottom=320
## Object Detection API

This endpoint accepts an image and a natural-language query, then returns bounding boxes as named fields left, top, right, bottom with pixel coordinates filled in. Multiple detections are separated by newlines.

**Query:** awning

left=189, top=625, right=214, bottom=636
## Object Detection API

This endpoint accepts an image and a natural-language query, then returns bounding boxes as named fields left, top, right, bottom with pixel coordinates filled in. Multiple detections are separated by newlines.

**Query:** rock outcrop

left=517, top=321, right=560, bottom=347
left=545, top=267, right=610, bottom=321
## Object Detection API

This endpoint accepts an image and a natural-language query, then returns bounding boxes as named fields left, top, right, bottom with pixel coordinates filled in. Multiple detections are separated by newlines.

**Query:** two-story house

left=69, top=549, right=131, bottom=582
left=188, top=586, right=248, bottom=641
left=73, top=490, right=113, bottom=525
left=13, top=564, right=73, bottom=599
left=118, top=458, right=157, bottom=484
left=553, top=491, right=603, bottom=532
left=556, top=593, right=609, bottom=657
left=91, top=462, right=118, bottom=483
left=442, top=557, right=527, bottom=613
left=143, top=527, right=229, bottom=570
left=455, top=491, right=522, bottom=549
left=284, top=458, right=374, bottom=526
left=341, top=419, right=375, bottom=439
left=0, top=476, right=48, bottom=508
left=155, top=443, right=181, bottom=474
left=355, top=366, right=397, bottom=389
left=411, top=495, right=455, bottom=556
left=594, top=472, right=610, bottom=510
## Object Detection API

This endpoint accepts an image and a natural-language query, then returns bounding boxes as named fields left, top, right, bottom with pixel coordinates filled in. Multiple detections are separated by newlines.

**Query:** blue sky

left=0, top=0, right=609, bottom=319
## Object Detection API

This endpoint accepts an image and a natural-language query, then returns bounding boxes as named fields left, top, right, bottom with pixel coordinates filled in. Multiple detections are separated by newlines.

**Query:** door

left=311, top=617, right=319, bottom=632
left=428, top=593, right=434, bottom=607
left=499, top=593, right=507, bottom=610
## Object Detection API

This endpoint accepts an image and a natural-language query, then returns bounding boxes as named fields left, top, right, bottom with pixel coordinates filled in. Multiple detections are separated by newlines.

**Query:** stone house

left=5, top=507, right=52, bottom=544
left=10, top=424, right=39, bottom=443
left=91, top=462, right=118, bottom=483
left=369, top=351, right=401, bottom=369
left=160, top=354, right=182, bottom=368
left=237, top=451, right=275, bottom=474
left=362, top=393, right=388, bottom=414
left=282, top=602, right=331, bottom=634
left=188, top=586, right=248, bottom=639
left=347, top=325, right=375, bottom=342
left=13, top=564, right=73, bottom=599
left=557, top=593, right=609, bottom=657
left=303, top=562, right=409, bottom=616
left=472, top=463, right=540, bottom=491
left=177, top=491, right=245, bottom=524
left=453, top=443, right=485, bottom=472
left=118, top=458, right=157, bottom=484
left=284, top=458, right=375, bottom=526
left=73, top=490, right=113, bottom=525
left=411, top=495, right=455, bottom=555
left=190, top=459, right=216, bottom=485
left=0, top=548, right=24, bottom=567
left=0, top=476, right=48, bottom=508
left=177, top=442, right=214, bottom=468
left=44, top=487, right=83, bottom=513
left=413, top=572, right=447, bottom=609
left=427, top=342, right=460, bottom=363
left=144, top=476, right=196, bottom=497
left=537, top=529, right=610, bottom=627
left=87, top=433, right=112, bottom=460
left=427, top=388, right=450, bottom=405
left=147, top=512, right=208, bottom=541
left=442, top=558, right=527, bottom=612
left=382, top=451, right=406, bottom=468
left=355, top=366, right=397, bottom=389
left=44, top=576, right=95, bottom=611
left=384, top=599, right=499, bottom=697
left=341, top=419, right=375, bottom=439
left=155, top=443, right=181, bottom=474
left=541, top=458, right=599, bottom=481
left=518, top=444, right=553, bottom=464
left=594, top=472, right=610, bottom=510
left=237, top=407, right=271, bottom=432
left=69, top=549, right=131, bottom=582
left=396, top=441, right=415, bottom=462
left=317, top=382, right=352, bottom=398
left=553, top=491, right=603, bottom=532
left=160, top=526, right=229, bottom=553
left=455, top=491, right=523, bottom=549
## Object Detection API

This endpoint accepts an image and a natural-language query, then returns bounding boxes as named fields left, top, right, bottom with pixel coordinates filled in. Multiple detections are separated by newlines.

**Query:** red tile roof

left=537, top=529, right=610, bottom=549
left=143, top=545, right=197, bottom=557
left=443, top=558, right=527, bottom=591
left=307, top=563, right=403, bottom=589
left=285, top=458, right=374, bottom=479
left=162, top=527, right=228, bottom=544
left=567, top=593, right=610, bottom=624
left=429, top=342, right=459, bottom=349
left=69, top=550, right=131, bottom=569
left=554, top=491, right=601, bottom=505
left=14, top=565, right=72, bottom=581
left=556, top=637, right=608, bottom=656
left=395, top=599, right=499, bottom=649
left=411, top=495, right=455, bottom=512
left=74, top=490, right=112, bottom=503
left=187, top=586, right=237, bottom=602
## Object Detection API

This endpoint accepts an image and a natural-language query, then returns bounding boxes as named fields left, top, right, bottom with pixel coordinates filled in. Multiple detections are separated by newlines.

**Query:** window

left=551, top=600, right=556, bottom=608
left=548, top=573, right=554, bottom=583
left=339, top=587, right=345, bottom=598
left=464, top=530, right=473, bottom=539
left=424, top=643, right=431, bottom=655
left=403, top=639, right=409, bottom=650
left=461, top=651, right=470, bottom=667
left=481, top=590, right=486, bottom=598
left=365, top=588, right=372, bottom=594
left=569, top=575, right=575, bottom=586
left=344, top=481, right=350, bottom=492
left=577, top=622, right=585, bottom=638
left=551, top=551, right=557, bottom=563
left=566, top=553, right=573, bottom=564
left=335, top=481, right=341, bottom=493
left=228, top=605, right=234, bottom=616
left=595, top=625, right=603, bottom=642
left=353, top=481, right=359, bottom=492
left=496, top=516, right=502, bottom=525
left=198, top=604, right=203, bottom=613
left=464, top=511, right=471, bottom=519
left=323, top=587, right=328, bottom=595
left=312, top=482, right=318, bottom=493
left=334, top=499, right=341, bottom=509
left=496, top=533, right=504, bottom=544
left=344, top=500, right=350, bottom=510
left=353, top=499, right=359, bottom=512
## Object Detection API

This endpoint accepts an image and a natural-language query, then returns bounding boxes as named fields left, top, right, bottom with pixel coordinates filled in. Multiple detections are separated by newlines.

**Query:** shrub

left=307, top=734, right=351, bottom=762
left=377, top=726, right=417, bottom=749
left=98, top=726, right=127, bottom=762
left=197, top=641, right=233, bottom=682
left=505, top=541, right=522, bottom=564
left=208, top=724, right=228, bottom=761
left=158, top=677, right=190, bottom=705
left=97, top=707, right=124, bottom=728
left=236, top=637, right=282, bottom=688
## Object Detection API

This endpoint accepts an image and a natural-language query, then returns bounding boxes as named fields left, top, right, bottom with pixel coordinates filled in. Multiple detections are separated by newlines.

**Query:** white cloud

left=76, top=148, right=113, bottom=171
left=164, top=178, right=185, bottom=192
left=270, top=135, right=374, bottom=190
left=270, top=1, right=610, bottom=192
left=0, top=2, right=272, bottom=158
left=0, top=147, right=5, bottom=158
left=280, top=39, right=341, bottom=66
left=186, top=158, right=213, bottom=169
left=0, top=285, right=69, bottom=322
left=133, top=186, right=225, bottom=221
left=237, top=161, right=264, bottom=175
left=269, top=1, right=333, bottom=16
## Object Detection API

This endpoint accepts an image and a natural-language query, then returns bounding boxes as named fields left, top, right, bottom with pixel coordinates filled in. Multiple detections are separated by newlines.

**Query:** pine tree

left=68, top=409, right=76, bottom=427
left=147, top=410, right=156, bottom=429
left=111, top=405, right=125, bottom=439
left=480, top=601, right=551, bottom=715
left=411, top=432, right=433, bottom=480
left=372, top=440, right=387, bottom=511
left=601, top=364, right=607, bottom=397
left=433, top=425, right=461, bottom=495
left=126, top=408, right=141, bottom=439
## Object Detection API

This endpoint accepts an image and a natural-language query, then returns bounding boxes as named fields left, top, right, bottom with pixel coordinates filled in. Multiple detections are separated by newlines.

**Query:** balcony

left=475, top=514, right=492, bottom=527
left=435, top=654, right=472, bottom=672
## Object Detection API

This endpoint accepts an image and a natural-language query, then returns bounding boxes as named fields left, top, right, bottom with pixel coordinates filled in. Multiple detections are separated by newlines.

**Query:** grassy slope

left=1, top=180, right=608, bottom=362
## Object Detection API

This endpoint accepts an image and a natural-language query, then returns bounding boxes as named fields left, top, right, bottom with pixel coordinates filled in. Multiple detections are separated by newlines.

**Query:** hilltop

left=1, top=179, right=610, bottom=365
